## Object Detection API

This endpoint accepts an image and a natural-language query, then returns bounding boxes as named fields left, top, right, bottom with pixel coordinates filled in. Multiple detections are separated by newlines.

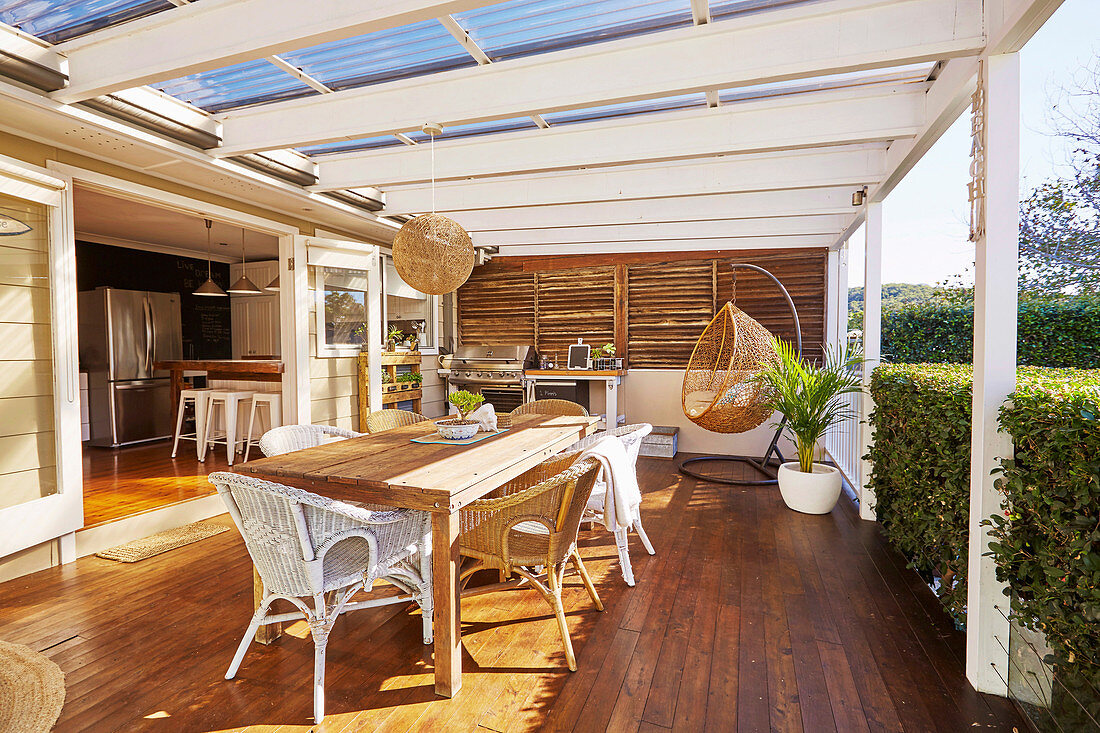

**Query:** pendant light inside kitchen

left=227, top=227, right=263, bottom=294
left=192, top=218, right=227, bottom=297
left=391, top=122, right=475, bottom=295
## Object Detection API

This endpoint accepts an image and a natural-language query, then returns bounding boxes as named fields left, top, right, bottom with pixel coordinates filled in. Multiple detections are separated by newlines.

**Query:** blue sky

left=850, top=0, right=1100, bottom=286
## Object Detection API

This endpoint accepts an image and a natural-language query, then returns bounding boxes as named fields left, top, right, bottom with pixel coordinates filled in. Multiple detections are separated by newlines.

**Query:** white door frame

left=44, top=162, right=309, bottom=428
left=0, top=154, right=83, bottom=559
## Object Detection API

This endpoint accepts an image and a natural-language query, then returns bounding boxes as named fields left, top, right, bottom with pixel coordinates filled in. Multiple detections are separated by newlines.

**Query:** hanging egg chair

left=682, top=302, right=778, bottom=434
left=679, top=263, right=803, bottom=486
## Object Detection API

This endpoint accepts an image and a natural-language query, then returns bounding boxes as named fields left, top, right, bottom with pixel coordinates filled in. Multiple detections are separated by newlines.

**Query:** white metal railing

left=825, top=389, right=862, bottom=488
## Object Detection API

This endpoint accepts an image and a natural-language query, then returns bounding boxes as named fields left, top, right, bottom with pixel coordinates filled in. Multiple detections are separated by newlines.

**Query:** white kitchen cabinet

left=230, top=260, right=280, bottom=358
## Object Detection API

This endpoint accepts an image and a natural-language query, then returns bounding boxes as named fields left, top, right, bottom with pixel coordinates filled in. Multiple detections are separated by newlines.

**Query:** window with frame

left=382, top=256, right=437, bottom=350
left=316, top=266, right=370, bottom=353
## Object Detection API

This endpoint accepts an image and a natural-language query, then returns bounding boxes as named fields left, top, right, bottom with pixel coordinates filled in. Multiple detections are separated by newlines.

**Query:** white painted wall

left=622, top=369, right=796, bottom=457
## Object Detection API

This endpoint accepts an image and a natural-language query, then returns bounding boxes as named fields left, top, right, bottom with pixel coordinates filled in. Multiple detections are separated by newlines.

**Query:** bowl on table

left=435, top=419, right=480, bottom=440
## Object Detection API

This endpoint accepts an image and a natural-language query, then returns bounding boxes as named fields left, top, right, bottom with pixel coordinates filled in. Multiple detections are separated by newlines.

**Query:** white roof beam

left=265, top=54, right=333, bottom=94
left=495, top=235, right=838, bottom=256
left=213, top=0, right=984, bottom=156
left=314, top=84, right=924, bottom=189
left=690, top=0, right=711, bottom=25
left=832, top=0, right=1062, bottom=248
left=53, top=0, right=500, bottom=103
left=450, top=188, right=857, bottom=231
left=469, top=214, right=849, bottom=247
left=382, top=145, right=887, bottom=215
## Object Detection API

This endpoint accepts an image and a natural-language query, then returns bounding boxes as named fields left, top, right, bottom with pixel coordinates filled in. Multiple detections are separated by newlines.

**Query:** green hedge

left=869, top=363, right=1100, bottom=727
left=867, top=364, right=973, bottom=624
left=987, top=368, right=1100, bottom=726
left=878, top=297, right=1100, bottom=368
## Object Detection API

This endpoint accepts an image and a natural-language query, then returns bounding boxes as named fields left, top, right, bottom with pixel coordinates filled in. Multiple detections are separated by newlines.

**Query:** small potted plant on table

left=759, top=339, right=863, bottom=514
left=436, top=390, right=484, bottom=440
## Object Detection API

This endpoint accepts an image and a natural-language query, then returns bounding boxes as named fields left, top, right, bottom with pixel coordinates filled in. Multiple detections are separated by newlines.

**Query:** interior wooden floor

left=1, top=455, right=1023, bottom=732
left=81, top=440, right=233, bottom=528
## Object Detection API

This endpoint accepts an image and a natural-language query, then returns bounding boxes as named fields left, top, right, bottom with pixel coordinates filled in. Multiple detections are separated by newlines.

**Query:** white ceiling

left=73, top=186, right=280, bottom=262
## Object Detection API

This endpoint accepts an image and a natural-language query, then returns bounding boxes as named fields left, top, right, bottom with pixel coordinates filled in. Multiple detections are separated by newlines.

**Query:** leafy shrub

left=867, top=363, right=973, bottom=624
left=879, top=297, right=1100, bottom=368
left=987, top=368, right=1100, bottom=723
left=869, top=363, right=1100, bottom=725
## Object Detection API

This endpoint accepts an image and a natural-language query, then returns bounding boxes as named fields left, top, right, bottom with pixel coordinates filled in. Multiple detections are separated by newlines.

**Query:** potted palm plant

left=759, top=338, right=863, bottom=514
left=436, top=390, right=484, bottom=440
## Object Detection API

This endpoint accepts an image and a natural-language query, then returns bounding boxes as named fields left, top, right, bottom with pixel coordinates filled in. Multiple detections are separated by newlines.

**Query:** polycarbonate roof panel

left=279, top=20, right=475, bottom=92
left=542, top=92, right=707, bottom=126
left=718, top=64, right=935, bottom=104
left=153, top=59, right=318, bottom=113
left=408, top=117, right=540, bottom=143
left=0, top=0, right=176, bottom=44
left=710, top=0, right=822, bottom=21
left=298, top=135, right=405, bottom=157
left=452, top=0, right=693, bottom=62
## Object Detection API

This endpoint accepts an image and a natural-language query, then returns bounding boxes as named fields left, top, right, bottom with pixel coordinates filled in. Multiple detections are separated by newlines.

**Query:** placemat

left=412, top=428, right=510, bottom=446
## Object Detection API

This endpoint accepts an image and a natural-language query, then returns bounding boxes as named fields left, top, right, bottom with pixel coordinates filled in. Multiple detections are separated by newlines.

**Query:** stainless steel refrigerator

left=78, top=287, right=182, bottom=447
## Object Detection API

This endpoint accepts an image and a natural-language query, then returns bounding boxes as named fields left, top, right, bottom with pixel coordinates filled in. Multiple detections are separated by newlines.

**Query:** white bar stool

left=244, top=391, right=282, bottom=461
left=171, top=387, right=213, bottom=459
left=202, top=390, right=257, bottom=466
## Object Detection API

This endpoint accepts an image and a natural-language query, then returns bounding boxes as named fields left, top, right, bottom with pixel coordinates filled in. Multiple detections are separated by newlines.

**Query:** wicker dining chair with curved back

left=458, top=457, right=603, bottom=671
left=365, top=409, right=428, bottom=434
left=208, top=472, right=433, bottom=723
left=257, top=424, right=363, bottom=458
left=511, top=399, right=589, bottom=418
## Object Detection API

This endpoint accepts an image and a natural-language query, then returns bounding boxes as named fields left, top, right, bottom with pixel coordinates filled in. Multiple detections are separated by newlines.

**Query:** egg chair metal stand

left=678, top=263, right=803, bottom=486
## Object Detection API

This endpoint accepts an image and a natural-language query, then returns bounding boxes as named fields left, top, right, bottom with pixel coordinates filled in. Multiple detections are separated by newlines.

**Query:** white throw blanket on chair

left=576, top=436, right=640, bottom=532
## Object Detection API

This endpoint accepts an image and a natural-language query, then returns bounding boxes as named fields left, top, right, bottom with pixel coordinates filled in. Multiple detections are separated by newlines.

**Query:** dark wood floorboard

left=0, top=454, right=1025, bottom=732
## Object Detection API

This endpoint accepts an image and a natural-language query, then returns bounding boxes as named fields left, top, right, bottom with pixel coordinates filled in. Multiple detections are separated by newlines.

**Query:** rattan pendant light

left=391, top=123, right=475, bottom=295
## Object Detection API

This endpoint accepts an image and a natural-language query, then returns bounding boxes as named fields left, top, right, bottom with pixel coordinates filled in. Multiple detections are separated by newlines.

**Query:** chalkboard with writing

left=76, top=241, right=232, bottom=359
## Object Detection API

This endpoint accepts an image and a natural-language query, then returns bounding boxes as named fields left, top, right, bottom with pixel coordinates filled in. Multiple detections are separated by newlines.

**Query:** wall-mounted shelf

left=359, top=351, right=423, bottom=430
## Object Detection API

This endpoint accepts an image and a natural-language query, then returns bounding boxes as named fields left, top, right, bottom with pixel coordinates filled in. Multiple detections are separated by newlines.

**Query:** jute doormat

left=95, top=521, right=229, bottom=563
left=0, top=639, right=65, bottom=733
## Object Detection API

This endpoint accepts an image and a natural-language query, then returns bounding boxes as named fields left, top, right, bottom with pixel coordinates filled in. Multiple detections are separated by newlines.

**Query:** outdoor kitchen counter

left=154, top=359, right=284, bottom=424
left=523, top=369, right=626, bottom=428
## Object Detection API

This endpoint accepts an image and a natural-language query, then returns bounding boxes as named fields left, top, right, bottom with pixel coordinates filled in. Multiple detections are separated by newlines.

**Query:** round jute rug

left=0, top=639, right=65, bottom=733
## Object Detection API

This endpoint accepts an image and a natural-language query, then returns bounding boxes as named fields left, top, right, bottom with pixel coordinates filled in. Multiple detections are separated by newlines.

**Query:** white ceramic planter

left=777, top=462, right=842, bottom=515
left=435, top=419, right=479, bottom=440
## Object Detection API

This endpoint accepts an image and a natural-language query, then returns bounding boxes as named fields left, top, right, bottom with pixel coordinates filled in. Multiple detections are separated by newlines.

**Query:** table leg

left=432, top=511, right=462, bottom=697
left=253, top=566, right=283, bottom=644
left=169, top=368, right=183, bottom=426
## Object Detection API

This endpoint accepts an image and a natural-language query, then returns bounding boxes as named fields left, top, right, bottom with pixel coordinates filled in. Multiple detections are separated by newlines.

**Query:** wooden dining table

left=231, top=412, right=598, bottom=697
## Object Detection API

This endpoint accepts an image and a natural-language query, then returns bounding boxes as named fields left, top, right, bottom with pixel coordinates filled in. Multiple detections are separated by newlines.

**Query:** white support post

left=860, top=204, right=883, bottom=521
left=281, top=235, right=311, bottom=425
left=826, top=248, right=841, bottom=353
left=366, top=249, right=383, bottom=415
left=966, top=52, right=1019, bottom=696
left=837, top=242, right=850, bottom=348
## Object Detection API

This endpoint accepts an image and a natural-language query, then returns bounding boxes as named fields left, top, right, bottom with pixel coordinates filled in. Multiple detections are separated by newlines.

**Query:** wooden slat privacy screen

left=457, top=248, right=828, bottom=368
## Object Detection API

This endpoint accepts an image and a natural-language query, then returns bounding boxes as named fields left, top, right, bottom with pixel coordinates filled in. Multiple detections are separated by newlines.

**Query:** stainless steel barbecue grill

left=438, top=345, right=537, bottom=414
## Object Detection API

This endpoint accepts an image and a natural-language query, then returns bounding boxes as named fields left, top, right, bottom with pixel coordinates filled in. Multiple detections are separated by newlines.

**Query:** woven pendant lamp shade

left=681, top=302, right=779, bottom=434
left=392, top=213, right=475, bottom=295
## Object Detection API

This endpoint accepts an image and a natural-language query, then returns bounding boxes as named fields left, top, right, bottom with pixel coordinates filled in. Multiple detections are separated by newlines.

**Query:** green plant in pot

left=758, top=338, right=863, bottom=514
left=437, top=390, right=485, bottom=440
left=386, top=325, right=403, bottom=352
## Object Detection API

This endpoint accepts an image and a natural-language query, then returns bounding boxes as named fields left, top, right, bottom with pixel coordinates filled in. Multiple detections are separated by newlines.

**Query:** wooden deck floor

left=81, top=440, right=225, bottom=527
left=0, top=456, right=1023, bottom=732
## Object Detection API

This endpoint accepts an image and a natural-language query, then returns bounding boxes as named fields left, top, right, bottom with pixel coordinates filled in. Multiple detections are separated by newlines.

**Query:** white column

left=826, top=248, right=841, bottom=353
left=836, top=242, right=851, bottom=348
left=367, top=249, right=383, bottom=414
left=860, top=204, right=883, bottom=521
left=966, top=53, right=1019, bottom=696
left=280, top=234, right=311, bottom=425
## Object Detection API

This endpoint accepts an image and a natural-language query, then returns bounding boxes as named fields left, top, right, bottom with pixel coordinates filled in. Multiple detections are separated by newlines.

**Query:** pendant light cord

left=205, top=218, right=213, bottom=278
left=430, top=130, right=436, bottom=215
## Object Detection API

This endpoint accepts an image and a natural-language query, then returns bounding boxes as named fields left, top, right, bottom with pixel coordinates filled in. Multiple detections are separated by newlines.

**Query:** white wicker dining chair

left=257, top=424, right=362, bottom=458
left=567, top=423, right=655, bottom=586
left=208, top=472, right=433, bottom=723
